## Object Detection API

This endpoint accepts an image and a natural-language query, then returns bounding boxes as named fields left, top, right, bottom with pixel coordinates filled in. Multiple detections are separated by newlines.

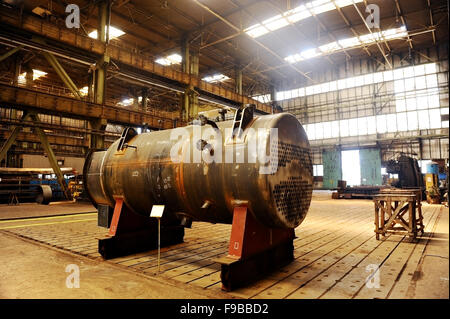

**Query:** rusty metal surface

left=84, top=113, right=313, bottom=229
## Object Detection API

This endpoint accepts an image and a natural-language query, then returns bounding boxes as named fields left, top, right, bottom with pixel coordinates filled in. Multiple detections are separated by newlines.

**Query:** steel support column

left=0, top=111, right=30, bottom=162
left=141, top=87, right=148, bottom=111
left=181, top=36, right=190, bottom=121
left=235, top=65, right=243, bottom=95
left=180, top=36, right=199, bottom=121
left=270, top=85, right=276, bottom=103
left=181, top=36, right=190, bottom=74
left=190, top=51, right=199, bottom=77
left=30, top=113, right=71, bottom=200
left=89, top=118, right=108, bottom=149
left=42, top=52, right=82, bottom=99
left=190, top=48, right=199, bottom=119
left=90, top=0, right=110, bottom=148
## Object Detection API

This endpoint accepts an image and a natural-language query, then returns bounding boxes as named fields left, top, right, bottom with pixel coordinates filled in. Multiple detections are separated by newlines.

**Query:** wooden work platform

left=1, top=194, right=448, bottom=299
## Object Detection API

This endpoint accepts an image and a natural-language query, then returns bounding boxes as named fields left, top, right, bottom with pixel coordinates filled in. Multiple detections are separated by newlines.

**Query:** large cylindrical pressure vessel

left=84, top=113, right=313, bottom=229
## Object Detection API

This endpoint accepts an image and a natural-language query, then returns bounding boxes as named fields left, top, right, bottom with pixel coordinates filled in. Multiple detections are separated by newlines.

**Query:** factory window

left=155, top=53, right=182, bottom=66
left=331, top=120, right=340, bottom=137
left=441, top=108, right=449, bottom=128
left=348, top=118, right=358, bottom=136
left=418, top=160, right=433, bottom=174
left=407, top=112, right=418, bottom=130
left=376, top=115, right=387, bottom=134
left=294, top=62, right=443, bottom=142
left=340, top=120, right=349, bottom=137
left=252, top=94, right=271, bottom=103
left=367, top=116, right=377, bottom=134
left=315, top=123, right=321, bottom=139
left=276, top=62, right=440, bottom=102
left=387, top=114, right=397, bottom=133
left=429, top=109, right=441, bottom=128
left=88, top=26, right=124, bottom=40
left=374, top=72, right=383, bottom=83
left=418, top=110, right=430, bottom=130
left=313, top=165, right=323, bottom=176
left=276, top=91, right=285, bottom=100
left=299, top=88, right=306, bottom=97
left=323, top=122, right=332, bottom=139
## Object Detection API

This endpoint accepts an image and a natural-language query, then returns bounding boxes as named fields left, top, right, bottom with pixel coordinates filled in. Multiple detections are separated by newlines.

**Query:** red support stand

left=108, top=196, right=124, bottom=237
left=217, top=206, right=295, bottom=291
left=98, top=196, right=184, bottom=259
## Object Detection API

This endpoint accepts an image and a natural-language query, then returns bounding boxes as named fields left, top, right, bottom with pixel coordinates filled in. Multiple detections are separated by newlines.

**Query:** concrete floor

left=0, top=231, right=229, bottom=299
left=0, top=201, right=95, bottom=220
left=0, top=191, right=448, bottom=299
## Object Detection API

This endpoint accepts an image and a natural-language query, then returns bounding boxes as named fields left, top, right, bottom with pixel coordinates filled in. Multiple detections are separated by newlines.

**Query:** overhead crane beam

left=0, top=83, right=180, bottom=129
left=0, top=6, right=272, bottom=114
left=1, top=131, right=90, bottom=148
left=0, top=111, right=71, bottom=199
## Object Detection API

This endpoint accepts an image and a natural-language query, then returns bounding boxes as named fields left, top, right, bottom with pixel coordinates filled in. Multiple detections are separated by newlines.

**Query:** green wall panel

left=323, top=149, right=342, bottom=189
left=360, top=148, right=382, bottom=186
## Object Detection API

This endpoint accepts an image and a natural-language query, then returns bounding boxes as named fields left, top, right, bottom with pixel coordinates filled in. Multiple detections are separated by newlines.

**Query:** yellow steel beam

left=0, top=45, right=23, bottom=62
left=0, top=111, right=30, bottom=162
left=30, top=113, right=72, bottom=200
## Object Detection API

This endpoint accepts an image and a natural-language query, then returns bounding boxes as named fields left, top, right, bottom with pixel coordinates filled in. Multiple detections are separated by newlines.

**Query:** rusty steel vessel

left=84, top=111, right=313, bottom=230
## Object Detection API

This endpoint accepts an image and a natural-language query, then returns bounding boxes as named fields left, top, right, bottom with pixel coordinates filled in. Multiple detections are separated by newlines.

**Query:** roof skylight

left=285, top=26, right=408, bottom=63
left=155, top=53, right=182, bottom=66
left=244, top=0, right=363, bottom=38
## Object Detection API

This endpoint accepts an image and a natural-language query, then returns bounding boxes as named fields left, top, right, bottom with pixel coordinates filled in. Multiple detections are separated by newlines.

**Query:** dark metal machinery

left=386, top=155, right=424, bottom=189
left=332, top=155, right=425, bottom=199
left=84, top=108, right=313, bottom=290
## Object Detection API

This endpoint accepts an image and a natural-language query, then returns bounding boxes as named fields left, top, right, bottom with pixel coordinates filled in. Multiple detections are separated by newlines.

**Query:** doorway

left=341, top=150, right=361, bottom=186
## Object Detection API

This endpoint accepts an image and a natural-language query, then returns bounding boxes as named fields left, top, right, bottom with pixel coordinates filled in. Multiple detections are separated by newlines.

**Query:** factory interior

left=0, top=0, right=449, bottom=303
